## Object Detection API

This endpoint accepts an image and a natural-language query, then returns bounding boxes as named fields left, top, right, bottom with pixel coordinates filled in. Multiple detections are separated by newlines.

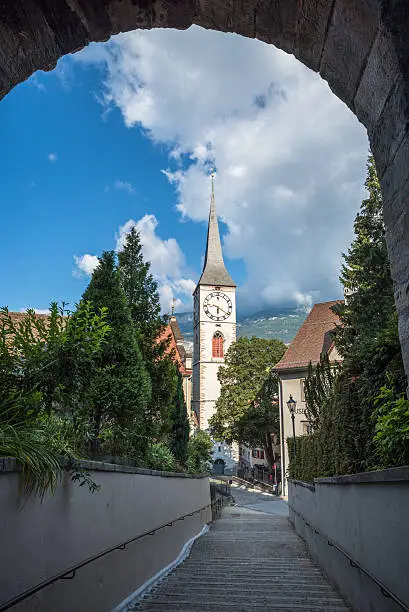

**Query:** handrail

left=289, top=505, right=409, bottom=612
left=0, top=502, right=214, bottom=612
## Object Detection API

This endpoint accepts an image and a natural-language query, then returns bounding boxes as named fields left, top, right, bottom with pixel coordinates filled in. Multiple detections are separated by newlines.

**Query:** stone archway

left=2, top=1, right=409, bottom=384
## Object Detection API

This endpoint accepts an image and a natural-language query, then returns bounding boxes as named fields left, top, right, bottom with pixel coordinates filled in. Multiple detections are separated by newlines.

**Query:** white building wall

left=279, top=353, right=341, bottom=494
left=192, top=284, right=236, bottom=430
left=279, top=370, right=309, bottom=494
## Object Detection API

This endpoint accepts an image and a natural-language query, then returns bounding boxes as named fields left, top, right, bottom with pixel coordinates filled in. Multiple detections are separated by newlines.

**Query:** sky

left=0, top=26, right=369, bottom=316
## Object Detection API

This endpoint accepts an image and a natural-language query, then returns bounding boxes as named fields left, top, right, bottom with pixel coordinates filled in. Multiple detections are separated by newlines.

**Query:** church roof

left=273, top=301, right=343, bottom=371
left=158, top=315, right=192, bottom=375
left=169, top=316, right=184, bottom=343
left=197, top=181, right=235, bottom=288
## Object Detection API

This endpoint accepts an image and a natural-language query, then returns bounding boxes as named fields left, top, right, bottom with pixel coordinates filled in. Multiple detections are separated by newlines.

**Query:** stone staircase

left=128, top=503, right=350, bottom=611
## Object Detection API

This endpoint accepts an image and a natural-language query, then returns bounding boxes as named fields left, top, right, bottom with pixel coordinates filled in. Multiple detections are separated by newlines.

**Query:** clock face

left=203, top=292, right=232, bottom=321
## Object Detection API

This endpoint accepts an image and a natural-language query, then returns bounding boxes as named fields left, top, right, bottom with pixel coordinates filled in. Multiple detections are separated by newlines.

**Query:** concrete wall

left=0, top=459, right=211, bottom=612
left=288, top=468, right=409, bottom=611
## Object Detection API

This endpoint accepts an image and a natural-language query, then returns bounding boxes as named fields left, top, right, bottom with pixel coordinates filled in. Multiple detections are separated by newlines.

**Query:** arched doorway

left=2, top=1, right=409, bottom=387
left=213, top=457, right=226, bottom=476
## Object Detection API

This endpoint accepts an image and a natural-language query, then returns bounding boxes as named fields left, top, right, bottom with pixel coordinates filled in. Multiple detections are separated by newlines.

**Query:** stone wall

left=0, top=459, right=211, bottom=612
left=288, top=467, right=409, bottom=611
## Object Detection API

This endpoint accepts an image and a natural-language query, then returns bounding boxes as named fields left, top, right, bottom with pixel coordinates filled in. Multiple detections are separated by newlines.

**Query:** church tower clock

left=192, top=177, right=236, bottom=431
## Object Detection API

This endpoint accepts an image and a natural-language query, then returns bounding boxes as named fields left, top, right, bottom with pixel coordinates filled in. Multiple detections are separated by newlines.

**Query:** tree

left=237, top=394, right=280, bottom=468
left=334, top=155, right=405, bottom=393
left=81, top=251, right=151, bottom=456
left=304, top=352, right=339, bottom=430
left=169, top=373, right=190, bottom=465
left=117, top=227, right=162, bottom=351
left=331, top=155, right=406, bottom=469
left=0, top=303, right=111, bottom=494
left=288, top=156, right=408, bottom=481
left=209, top=337, right=286, bottom=461
left=117, top=228, right=179, bottom=436
left=186, top=430, right=213, bottom=474
left=0, top=302, right=110, bottom=418
left=372, top=381, right=409, bottom=467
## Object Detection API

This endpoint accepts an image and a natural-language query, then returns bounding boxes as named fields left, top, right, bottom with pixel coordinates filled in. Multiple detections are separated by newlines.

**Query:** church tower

left=192, top=177, right=236, bottom=430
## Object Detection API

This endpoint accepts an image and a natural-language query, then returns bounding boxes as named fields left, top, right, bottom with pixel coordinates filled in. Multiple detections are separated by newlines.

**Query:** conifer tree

left=304, top=352, right=339, bottom=430
left=169, top=373, right=190, bottom=465
left=334, top=155, right=406, bottom=395
left=81, top=251, right=151, bottom=455
left=332, top=155, right=405, bottom=470
left=117, top=228, right=179, bottom=434
left=117, top=227, right=162, bottom=350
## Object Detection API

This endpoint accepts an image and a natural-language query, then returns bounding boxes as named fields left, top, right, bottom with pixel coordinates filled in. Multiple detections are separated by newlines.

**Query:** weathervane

left=210, top=169, right=215, bottom=195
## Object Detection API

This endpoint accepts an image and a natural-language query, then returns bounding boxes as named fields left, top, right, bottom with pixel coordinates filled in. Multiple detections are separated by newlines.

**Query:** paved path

left=129, top=485, right=349, bottom=611
left=231, top=481, right=290, bottom=516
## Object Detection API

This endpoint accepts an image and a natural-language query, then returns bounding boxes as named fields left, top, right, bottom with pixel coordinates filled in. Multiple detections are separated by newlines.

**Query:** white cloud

left=78, top=26, right=369, bottom=311
left=115, top=215, right=195, bottom=311
left=73, top=254, right=99, bottom=277
left=113, top=179, right=136, bottom=194
left=48, top=152, right=57, bottom=162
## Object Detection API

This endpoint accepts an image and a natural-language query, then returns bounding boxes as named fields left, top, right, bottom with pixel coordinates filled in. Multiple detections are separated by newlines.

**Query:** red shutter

left=212, top=333, right=224, bottom=358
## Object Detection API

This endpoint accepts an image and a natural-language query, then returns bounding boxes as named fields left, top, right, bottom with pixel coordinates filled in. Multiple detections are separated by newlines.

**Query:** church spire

left=197, top=174, right=235, bottom=287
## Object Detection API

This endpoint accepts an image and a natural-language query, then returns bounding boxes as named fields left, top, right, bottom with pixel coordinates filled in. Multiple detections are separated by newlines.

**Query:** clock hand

left=209, top=302, right=228, bottom=315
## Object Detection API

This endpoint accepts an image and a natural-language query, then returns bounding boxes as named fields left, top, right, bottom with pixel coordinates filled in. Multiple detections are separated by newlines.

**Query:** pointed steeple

left=197, top=174, right=235, bottom=287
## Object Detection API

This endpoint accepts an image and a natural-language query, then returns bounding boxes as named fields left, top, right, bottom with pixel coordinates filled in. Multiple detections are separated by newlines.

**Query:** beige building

left=273, top=301, right=343, bottom=495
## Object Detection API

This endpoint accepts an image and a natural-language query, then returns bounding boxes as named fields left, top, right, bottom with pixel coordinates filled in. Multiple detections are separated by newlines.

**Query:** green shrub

left=145, top=442, right=176, bottom=472
left=373, top=384, right=409, bottom=467
left=186, top=431, right=213, bottom=475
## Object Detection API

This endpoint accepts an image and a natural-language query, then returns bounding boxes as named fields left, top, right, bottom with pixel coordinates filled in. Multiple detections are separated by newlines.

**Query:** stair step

left=123, top=500, right=349, bottom=611
left=135, top=598, right=347, bottom=612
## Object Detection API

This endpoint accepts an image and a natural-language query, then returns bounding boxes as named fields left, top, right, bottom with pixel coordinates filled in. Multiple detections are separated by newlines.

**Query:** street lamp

left=287, top=395, right=297, bottom=460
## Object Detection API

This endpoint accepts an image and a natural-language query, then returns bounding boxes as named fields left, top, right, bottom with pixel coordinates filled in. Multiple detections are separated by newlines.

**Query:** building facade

left=192, top=179, right=237, bottom=473
left=273, top=301, right=343, bottom=495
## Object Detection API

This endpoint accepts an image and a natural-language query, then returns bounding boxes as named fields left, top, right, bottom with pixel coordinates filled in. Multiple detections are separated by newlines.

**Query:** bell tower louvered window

left=212, top=331, right=224, bottom=358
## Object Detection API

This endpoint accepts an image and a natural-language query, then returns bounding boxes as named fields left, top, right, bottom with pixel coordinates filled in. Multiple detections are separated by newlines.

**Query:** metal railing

left=210, top=479, right=233, bottom=519
left=0, top=502, right=214, bottom=612
left=236, top=465, right=281, bottom=493
left=290, top=505, right=409, bottom=612
left=210, top=478, right=231, bottom=498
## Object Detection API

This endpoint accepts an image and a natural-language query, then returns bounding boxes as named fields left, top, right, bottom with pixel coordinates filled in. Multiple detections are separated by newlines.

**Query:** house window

left=252, top=449, right=257, bottom=458
left=260, top=450, right=265, bottom=460
left=212, top=332, right=224, bottom=358
left=302, top=422, right=312, bottom=435
left=218, top=445, right=221, bottom=452
left=300, top=379, right=306, bottom=402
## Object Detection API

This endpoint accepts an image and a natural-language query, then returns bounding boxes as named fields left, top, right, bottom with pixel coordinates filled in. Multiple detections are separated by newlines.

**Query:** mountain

left=236, top=307, right=308, bottom=344
left=175, top=307, right=308, bottom=345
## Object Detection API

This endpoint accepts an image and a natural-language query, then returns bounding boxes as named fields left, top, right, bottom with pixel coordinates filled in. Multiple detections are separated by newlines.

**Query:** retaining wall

left=0, top=459, right=211, bottom=612
left=288, top=467, right=409, bottom=611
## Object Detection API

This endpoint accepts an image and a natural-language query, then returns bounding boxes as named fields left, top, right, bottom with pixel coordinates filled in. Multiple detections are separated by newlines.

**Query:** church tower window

left=212, top=332, right=224, bottom=358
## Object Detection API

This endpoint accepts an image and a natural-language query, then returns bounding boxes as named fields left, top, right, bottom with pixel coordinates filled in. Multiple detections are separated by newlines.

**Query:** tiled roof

left=169, top=316, right=184, bottom=342
left=0, top=311, right=52, bottom=344
left=159, top=316, right=192, bottom=375
left=3, top=311, right=50, bottom=326
left=273, top=301, right=343, bottom=371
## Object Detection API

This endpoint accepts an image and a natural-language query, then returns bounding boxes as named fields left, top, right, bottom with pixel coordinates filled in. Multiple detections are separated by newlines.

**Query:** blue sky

left=0, top=56, right=243, bottom=313
left=0, top=27, right=368, bottom=315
